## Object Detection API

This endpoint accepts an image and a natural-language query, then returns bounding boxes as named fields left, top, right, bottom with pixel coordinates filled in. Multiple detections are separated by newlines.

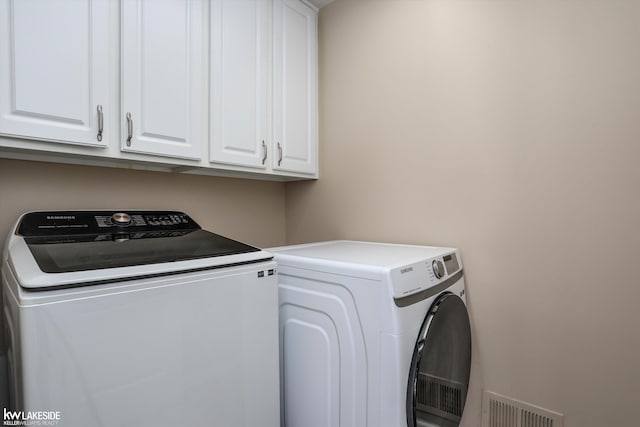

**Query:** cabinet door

left=121, top=0, right=204, bottom=160
left=210, top=0, right=268, bottom=169
left=0, top=0, right=109, bottom=147
left=273, top=0, right=318, bottom=175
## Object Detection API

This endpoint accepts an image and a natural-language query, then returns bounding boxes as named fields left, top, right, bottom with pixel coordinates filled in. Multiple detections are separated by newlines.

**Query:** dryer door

left=406, top=293, right=471, bottom=427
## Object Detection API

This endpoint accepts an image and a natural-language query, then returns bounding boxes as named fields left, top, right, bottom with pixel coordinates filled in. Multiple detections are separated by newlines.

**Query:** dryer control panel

left=390, top=251, right=462, bottom=299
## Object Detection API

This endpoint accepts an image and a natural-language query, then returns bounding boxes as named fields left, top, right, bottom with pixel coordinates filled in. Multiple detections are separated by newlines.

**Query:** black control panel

left=17, top=211, right=200, bottom=241
left=16, top=211, right=264, bottom=274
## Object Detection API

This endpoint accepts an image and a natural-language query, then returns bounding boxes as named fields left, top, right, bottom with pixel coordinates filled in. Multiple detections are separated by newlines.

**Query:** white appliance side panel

left=378, top=333, right=409, bottom=427
left=16, top=263, right=279, bottom=427
left=278, top=267, right=381, bottom=427
left=2, top=265, right=22, bottom=411
left=280, top=305, right=338, bottom=427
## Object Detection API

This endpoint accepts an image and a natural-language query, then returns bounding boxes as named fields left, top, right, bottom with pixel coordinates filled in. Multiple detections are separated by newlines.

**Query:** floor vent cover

left=482, top=391, right=564, bottom=427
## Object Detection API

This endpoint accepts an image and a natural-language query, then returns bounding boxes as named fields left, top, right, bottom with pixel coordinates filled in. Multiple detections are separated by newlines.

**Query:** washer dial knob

left=432, top=259, right=445, bottom=279
left=111, top=212, right=132, bottom=226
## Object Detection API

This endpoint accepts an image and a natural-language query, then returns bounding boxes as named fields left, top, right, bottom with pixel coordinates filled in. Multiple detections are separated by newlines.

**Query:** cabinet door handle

left=277, top=142, right=283, bottom=166
left=126, top=112, right=133, bottom=146
left=262, top=140, right=267, bottom=165
left=96, top=105, right=103, bottom=142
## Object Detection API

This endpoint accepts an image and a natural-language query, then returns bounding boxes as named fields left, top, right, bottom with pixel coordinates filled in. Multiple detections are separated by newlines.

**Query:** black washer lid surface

left=16, top=211, right=262, bottom=273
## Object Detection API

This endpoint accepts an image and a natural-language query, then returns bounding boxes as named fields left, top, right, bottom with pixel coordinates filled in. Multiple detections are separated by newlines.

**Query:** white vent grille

left=482, top=391, right=564, bottom=427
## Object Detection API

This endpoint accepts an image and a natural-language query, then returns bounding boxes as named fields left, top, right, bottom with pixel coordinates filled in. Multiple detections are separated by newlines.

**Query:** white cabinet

left=210, top=0, right=318, bottom=176
left=0, top=0, right=109, bottom=147
left=273, top=0, right=318, bottom=175
left=210, top=0, right=269, bottom=169
left=121, top=0, right=205, bottom=160
left=0, top=0, right=318, bottom=179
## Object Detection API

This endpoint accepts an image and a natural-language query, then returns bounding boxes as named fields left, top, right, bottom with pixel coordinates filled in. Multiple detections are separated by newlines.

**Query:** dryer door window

left=406, top=293, right=471, bottom=427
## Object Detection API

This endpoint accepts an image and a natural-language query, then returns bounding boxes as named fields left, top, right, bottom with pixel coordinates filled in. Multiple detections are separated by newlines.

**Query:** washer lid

left=9, top=211, right=272, bottom=289
left=23, top=229, right=261, bottom=274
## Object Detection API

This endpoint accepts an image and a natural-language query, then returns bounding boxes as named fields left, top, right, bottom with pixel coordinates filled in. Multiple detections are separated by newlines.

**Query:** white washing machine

left=2, top=210, right=280, bottom=427
left=270, top=240, right=471, bottom=427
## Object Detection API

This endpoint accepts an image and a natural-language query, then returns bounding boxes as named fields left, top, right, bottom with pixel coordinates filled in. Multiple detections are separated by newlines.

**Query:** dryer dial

left=432, top=259, right=445, bottom=279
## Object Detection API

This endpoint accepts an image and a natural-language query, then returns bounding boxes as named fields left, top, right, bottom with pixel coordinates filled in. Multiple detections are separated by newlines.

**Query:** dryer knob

left=432, top=259, right=445, bottom=279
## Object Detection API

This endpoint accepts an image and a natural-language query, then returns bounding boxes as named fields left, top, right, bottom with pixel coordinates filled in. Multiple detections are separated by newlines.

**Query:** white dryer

left=270, top=240, right=471, bottom=427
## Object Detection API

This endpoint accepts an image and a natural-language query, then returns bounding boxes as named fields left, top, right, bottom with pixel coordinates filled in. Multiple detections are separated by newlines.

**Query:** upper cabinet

left=273, top=0, right=318, bottom=175
left=0, top=0, right=109, bottom=147
left=210, top=0, right=317, bottom=176
left=0, top=0, right=318, bottom=180
left=210, top=0, right=269, bottom=169
left=121, top=0, right=205, bottom=160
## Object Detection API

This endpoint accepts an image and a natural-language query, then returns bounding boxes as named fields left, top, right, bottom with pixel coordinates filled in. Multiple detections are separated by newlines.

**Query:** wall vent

left=482, top=390, right=564, bottom=427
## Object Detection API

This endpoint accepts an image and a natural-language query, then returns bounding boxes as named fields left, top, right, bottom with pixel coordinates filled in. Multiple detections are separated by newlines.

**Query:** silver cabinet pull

left=126, top=112, right=132, bottom=146
left=277, top=142, right=283, bottom=166
left=96, top=105, right=104, bottom=142
left=261, top=140, right=267, bottom=165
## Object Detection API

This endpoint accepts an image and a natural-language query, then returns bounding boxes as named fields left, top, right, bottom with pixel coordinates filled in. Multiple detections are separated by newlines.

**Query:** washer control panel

left=93, top=212, right=191, bottom=228
left=144, top=213, right=191, bottom=227
left=17, top=210, right=199, bottom=237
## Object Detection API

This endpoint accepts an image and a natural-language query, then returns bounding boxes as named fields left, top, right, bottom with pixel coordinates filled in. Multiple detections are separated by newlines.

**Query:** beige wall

left=286, top=1, right=640, bottom=426
left=2, top=1, right=640, bottom=424
left=0, top=159, right=286, bottom=248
